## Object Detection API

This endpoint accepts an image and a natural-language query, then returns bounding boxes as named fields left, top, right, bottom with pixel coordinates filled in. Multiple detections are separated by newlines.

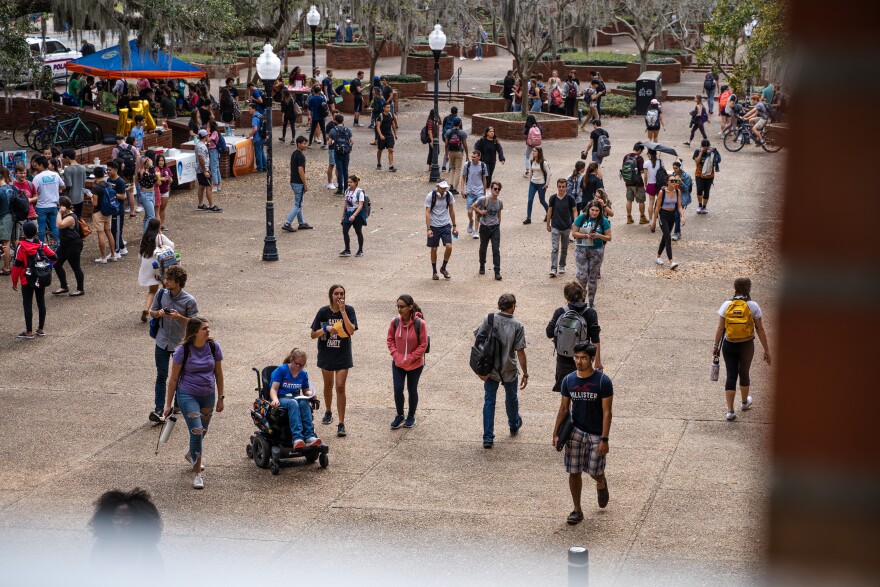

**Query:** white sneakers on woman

left=193, top=474, right=205, bottom=489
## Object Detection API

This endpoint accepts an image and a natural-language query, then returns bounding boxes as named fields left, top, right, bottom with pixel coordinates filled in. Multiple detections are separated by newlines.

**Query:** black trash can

left=635, top=71, right=663, bottom=115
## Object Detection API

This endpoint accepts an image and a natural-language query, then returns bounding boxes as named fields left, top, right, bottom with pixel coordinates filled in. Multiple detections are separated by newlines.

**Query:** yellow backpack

left=724, top=298, right=754, bottom=342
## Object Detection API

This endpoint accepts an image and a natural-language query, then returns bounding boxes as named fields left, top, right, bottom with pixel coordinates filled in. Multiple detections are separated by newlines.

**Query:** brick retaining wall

left=406, top=55, right=454, bottom=80
left=463, top=96, right=507, bottom=116
left=471, top=113, right=578, bottom=142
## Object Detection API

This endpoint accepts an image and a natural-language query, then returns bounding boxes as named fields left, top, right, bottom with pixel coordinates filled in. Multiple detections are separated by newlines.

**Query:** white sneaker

left=94, top=256, right=107, bottom=264
left=211, top=186, right=218, bottom=192
left=136, top=206, right=144, bottom=213
left=549, top=270, right=557, bottom=277
left=741, top=396, right=753, bottom=410
left=669, top=261, right=679, bottom=270
left=466, top=224, right=473, bottom=235
left=725, top=411, right=736, bottom=421
left=559, top=267, right=566, bottom=274
left=327, top=183, right=337, bottom=190
left=472, top=232, right=479, bottom=239
left=459, top=56, right=466, bottom=61
left=118, top=247, right=128, bottom=256
left=193, top=474, right=205, bottom=489
left=109, top=254, right=121, bottom=262
left=656, top=258, right=664, bottom=265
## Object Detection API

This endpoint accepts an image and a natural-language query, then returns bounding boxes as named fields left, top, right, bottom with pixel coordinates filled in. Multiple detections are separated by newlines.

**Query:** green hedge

left=177, top=53, right=237, bottom=65
left=649, top=48, right=688, bottom=56
left=329, top=42, right=368, bottom=47
left=616, top=82, right=636, bottom=91
left=409, top=51, right=449, bottom=58
left=594, top=94, right=635, bottom=117
left=382, top=74, right=423, bottom=83
left=472, top=92, right=502, bottom=99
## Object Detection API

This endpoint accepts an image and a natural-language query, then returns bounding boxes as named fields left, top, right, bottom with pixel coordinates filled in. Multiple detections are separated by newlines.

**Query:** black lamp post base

left=262, top=236, right=279, bottom=261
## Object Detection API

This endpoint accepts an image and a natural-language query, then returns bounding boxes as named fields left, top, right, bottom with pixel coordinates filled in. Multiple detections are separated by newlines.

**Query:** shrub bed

left=472, top=112, right=579, bottom=141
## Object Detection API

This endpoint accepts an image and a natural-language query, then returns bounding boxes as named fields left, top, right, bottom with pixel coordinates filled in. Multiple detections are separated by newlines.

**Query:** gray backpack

left=554, top=306, right=590, bottom=357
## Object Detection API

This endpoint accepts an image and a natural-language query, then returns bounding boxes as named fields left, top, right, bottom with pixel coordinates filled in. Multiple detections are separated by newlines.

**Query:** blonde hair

left=282, top=348, right=307, bottom=365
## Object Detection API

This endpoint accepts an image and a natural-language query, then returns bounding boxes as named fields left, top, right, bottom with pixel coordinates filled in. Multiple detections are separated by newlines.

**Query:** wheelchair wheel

left=319, top=452, right=329, bottom=468
left=305, top=451, right=319, bottom=464
left=245, top=443, right=253, bottom=459
left=270, top=461, right=280, bottom=476
left=252, top=436, right=271, bottom=469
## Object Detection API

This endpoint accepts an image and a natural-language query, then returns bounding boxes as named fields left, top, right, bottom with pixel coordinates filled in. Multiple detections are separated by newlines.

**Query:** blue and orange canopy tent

left=66, top=40, right=205, bottom=79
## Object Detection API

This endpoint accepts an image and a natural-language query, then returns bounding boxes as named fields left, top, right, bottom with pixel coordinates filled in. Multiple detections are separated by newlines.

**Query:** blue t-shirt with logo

left=270, top=364, right=311, bottom=398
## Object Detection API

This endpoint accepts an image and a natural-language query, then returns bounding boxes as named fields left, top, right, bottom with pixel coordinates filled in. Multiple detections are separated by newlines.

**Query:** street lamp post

left=257, top=44, right=281, bottom=262
left=428, top=24, right=446, bottom=183
left=307, top=6, right=321, bottom=79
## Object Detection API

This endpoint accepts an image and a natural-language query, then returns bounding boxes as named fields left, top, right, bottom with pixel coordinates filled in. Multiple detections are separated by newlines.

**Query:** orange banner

left=232, top=139, right=255, bottom=177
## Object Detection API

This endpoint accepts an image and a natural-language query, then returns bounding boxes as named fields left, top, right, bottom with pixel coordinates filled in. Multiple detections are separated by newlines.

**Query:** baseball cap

left=198, top=129, right=208, bottom=137
left=453, top=117, right=461, bottom=125
left=650, top=98, right=659, bottom=105
left=437, top=180, right=449, bottom=188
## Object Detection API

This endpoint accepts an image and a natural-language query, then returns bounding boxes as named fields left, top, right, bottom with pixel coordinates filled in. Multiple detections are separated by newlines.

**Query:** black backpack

left=393, top=316, right=430, bottom=354
left=361, top=190, right=372, bottom=219
left=8, top=185, right=30, bottom=223
left=429, top=190, right=451, bottom=210
left=319, top=97, right=330, bottom=119
left=420, top=124, right=430, bottom=145
left=254, top=112, right=268, bottom=140
left=115, top=144, right=136, bottom=178
left=704, top=74, right=716, bottom=91
left=654, top=160, right=668, bottom=188
left=470, top=313, right=501, bottom=377
left=27, top=245, right=53, bottom=289
left=334, top=126, right=352, bottom=155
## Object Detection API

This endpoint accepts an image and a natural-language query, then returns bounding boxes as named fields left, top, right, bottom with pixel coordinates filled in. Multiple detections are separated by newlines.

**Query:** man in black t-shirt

left=553, top=341, right=613, bottom=524
left=582, top=119, right=609, bottom=165
left=350, top=71, right=364, bottom=126
left=283, top=137, right=313, bottom=232
left=376, top=102, right=397, bottom=172
left=502, top=70, right=516, bottom=112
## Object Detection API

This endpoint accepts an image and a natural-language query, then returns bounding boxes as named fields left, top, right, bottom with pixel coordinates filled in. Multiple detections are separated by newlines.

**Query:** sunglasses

left=491, top=187, right=500, bottom=191
left=293, top=361, right=306, bottom=368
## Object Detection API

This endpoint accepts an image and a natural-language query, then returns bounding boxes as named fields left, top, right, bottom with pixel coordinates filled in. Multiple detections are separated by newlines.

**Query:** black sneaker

left=337, top=423, right=347, bottom=437
left=197, top=204, right=208, bottom=211
left=494, top=271, right=502, bottom=281
left=390, top=415, right=405, bottom=429
left=479, top=264, right=485, bottom=275
left=148, top=410, right=164, bottom=423
left=522, top=218, right=531, bottom=225
left=483, top=441, right=493, bottom=449
left=388, top=166, right=397, bottom=172
left=376, top=164, right=382, bottom=170
left=282, top=223, right=297, bottom=233
left=597, top=482, right=610, bottom=508
left=321, top=411, right=333, bottom=425
left=567, top=510, right=584, bottom=525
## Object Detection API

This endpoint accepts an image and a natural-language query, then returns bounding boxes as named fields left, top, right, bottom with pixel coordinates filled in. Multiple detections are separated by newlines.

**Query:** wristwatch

left=600, top=437, right=609, bottom=442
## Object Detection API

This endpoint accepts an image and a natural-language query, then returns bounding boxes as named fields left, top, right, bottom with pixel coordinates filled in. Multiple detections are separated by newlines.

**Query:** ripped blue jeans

left=177, top=391, right=216, bottom=464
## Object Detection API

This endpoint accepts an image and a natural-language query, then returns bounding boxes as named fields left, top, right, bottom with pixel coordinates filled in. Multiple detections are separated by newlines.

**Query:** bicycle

left=13, top=109, right=70, bottom=150
left=723, top=120, right=783, bottom=153
left=32, top=113, right=103, bottom=151
left=36, top=229, right=60, bottom=252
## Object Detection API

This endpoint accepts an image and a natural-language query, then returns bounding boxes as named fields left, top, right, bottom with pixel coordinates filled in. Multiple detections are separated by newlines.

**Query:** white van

left=27, top=36, right=82, bottom=80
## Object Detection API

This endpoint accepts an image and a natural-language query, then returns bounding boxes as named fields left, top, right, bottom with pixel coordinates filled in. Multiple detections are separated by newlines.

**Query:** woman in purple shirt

left=164, top=317, right=225, bottom=490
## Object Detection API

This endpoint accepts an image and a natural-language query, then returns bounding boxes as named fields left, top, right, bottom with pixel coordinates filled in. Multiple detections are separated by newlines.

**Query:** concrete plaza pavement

left=0, top=50, right=780, bottom=586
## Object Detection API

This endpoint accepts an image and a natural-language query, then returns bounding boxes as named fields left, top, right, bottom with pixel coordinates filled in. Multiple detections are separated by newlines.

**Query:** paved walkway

left=0, top=43, right=779, bottom=586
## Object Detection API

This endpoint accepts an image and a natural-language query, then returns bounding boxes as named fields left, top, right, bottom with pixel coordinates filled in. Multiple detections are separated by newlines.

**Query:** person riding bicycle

left=741, top=94, right=769, bottom=145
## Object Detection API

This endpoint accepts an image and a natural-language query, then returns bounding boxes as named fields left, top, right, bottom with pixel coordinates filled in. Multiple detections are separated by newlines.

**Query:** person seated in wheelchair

left=269, top=348, right=322, bottom=450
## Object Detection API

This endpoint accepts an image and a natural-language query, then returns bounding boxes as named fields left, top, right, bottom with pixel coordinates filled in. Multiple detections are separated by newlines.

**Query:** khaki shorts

left=754, top=118, right=767, bottom=131
left=93, top=211, right=112, bottom=231
left=625, top=185, right=646, bottom=203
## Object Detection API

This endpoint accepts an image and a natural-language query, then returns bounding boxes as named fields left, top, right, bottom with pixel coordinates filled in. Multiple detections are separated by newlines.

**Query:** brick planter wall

left=595, top=31, right=613, bottom=46
left=463, top=95, right=507, bottom=116
left=626, top=61, right=680, bottom=84
left=411, top=43, right=497, bottom=58
left=489, top=84, right=503, bottom=94
left=406, top=55, right=454, bottom=80
left=326, top=42, right=400, bottom=69
left=527, top=60, right=680, bottom=84
left=0, top=98, right=121, bottom=136
left=471, top=113, right=578, bottom=142
left=238, top=109, right=284, bottom=128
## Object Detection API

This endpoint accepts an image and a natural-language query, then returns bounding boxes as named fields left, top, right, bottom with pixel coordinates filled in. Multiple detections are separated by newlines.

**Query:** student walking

left=644, top=99, right=666, bottom=142
left=523, top=115, right=542, bottom=177
left=156, top=155, right=173, bottom=229
left=684, top=95, right=709, bottom=146
left=474, top=126, right=505, bottom=185
left=572, top=200, right=612, bottom=306
left=386, top=295, right=429, bottom=429
left=339, top=175, right=366, bottom=257
left=643, top=149, right=666, bottom=223
left=89, top=167, right=120, bottom=263
left=440, top=107, right=458, bottom=171
left=328, top=114, right=353, bottom=192
left=712, top=278, right=772, bottom=421
left=693, top=139, right=721, bottom=214
left=307, top=85, right=329, bottom=147
left=461, top=150, right=488, bottom=239
left=546, top=281, right=603, bottom=393
left=282, top=137, right=314, bottom=232
left=310, top=285, right=358, bottom=437
left=148, top=265, right=199, bottom=423
left=163, top=317, right=224, bottom=490
left=375, top=103, right=397, bottom=172
left=474, top=293, right=528, bottom=448
left=444, top=117, right=467, bottom=190
left=11, top=221, right=57, bottom=339
left=137, top=154, right=161, bottom=228
left=473, top=181, right=504, bottom=280
left=523, top=147, right=550, bottom=224
left=547, top=178, right=577, bottom=277
left=248, top=104, right=267, bottom=172
left=552, top=341, right=613, bottom=524
left=425, top=181, right=458, bottom=280
left=650, top=175, right=685, bottom=270
left=138, top=218, right=173, bottom=322
left=621, top=143, right=648, bottom=225
left=671, top=160, right=692, bottom=240
left=51, top=196, right=85, bottom=297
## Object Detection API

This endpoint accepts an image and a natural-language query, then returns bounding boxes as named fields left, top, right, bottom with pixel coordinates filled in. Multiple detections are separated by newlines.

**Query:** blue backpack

left=97, top=181, right=120, bottom=216
left=215, top=132, right=227, bottom=152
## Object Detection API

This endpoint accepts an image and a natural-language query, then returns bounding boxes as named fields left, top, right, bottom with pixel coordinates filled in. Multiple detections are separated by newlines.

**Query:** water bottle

left=710, top=356, right=720, bottom=382
left=159, top=416, right=177, bottom=443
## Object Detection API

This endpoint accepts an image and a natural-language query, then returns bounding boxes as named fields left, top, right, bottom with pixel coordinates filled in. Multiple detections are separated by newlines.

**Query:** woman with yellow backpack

left=712, top=278, right=772, bottom=421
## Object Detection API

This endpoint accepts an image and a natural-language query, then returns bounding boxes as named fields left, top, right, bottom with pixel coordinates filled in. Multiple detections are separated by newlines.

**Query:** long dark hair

left=328, top=284, right=345, bottom=307
left=733, top=277, right=752, bottom=300
left=139, top=218, right=162, bottom=258
left=483, top=126, right=497, bottom=142
left=397, top=294, right=423, bottom=320
left=90, top=488, right=162, bottom=545
left=648, top=149, right=658, bottom=163
left=524, top=114, right=537, bottom=133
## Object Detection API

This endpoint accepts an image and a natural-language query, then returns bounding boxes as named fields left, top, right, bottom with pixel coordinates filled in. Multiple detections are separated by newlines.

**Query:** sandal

left=566, top=510, right=584, bottom=525
left=51, top=288, right=69, bottom=296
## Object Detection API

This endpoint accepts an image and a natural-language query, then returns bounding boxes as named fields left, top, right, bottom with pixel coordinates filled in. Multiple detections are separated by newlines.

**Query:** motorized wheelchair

left=246, top=366, right=329, bottom=476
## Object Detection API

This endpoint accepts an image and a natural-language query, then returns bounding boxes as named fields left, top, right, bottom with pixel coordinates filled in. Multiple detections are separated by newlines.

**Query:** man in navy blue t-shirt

left=307, top=86, right=329, bottom=148
left=553, top=341, right=613, bottom=525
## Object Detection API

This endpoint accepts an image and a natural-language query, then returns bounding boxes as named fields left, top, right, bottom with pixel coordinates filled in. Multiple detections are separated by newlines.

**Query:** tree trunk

left=246, top=38, right=254, bottom=86
left=639, top=44, right=649, bottom=73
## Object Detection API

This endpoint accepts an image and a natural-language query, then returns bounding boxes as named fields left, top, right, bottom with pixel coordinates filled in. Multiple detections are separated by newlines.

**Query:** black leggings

left=689, top=120, right=707, bottom=141
left=392, top=363, right=423, bottom=418
left=21, top=284, right=46, bottom=332
left=281, top=115, right=295, bottom=140
left=656, top=209, right=676, bottom=260
left=308, top=118, right=327, bottom=144
left=485, top=161, right=497, bottom=185
left=722, top=339, right=755, bottom=390
left=342, top=216, right=364, bottom=252
left=54, top=239, right=84, bottom=291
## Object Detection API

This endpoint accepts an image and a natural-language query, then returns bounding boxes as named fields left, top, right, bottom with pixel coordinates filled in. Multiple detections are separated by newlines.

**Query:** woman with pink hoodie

left=386, top=295, right=429, bottom=430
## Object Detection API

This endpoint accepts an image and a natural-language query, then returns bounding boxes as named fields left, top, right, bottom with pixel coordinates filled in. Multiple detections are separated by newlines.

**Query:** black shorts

left=426, top=224, right=452, bottom=247
left=196, top=173, right=211, bottom=187
left=378, top=136, right=395, bottom=150
left=353, top=95, right=363, bottom=112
